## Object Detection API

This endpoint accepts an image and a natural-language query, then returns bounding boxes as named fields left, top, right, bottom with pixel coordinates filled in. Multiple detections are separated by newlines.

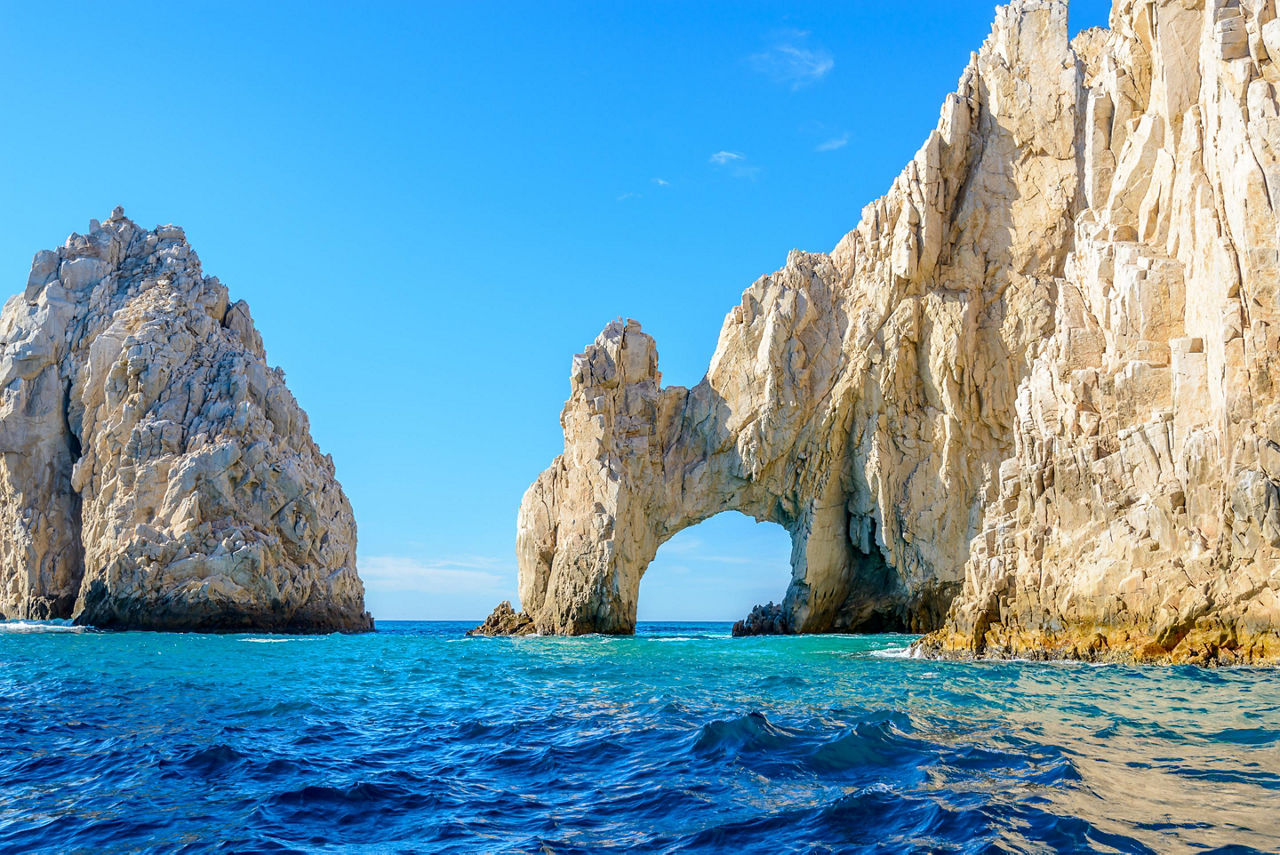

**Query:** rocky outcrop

left=731, top=602, right=791, bottom=637
left=0, top=208, right=371, bottom=633
left=497, top=0, right=1280, bottom=663
left=468, top=601, right=537, bottom=636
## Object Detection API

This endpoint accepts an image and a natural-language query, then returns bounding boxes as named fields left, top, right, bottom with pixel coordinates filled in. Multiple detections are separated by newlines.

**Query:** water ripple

left=0, top=620, right=1277, bottom=852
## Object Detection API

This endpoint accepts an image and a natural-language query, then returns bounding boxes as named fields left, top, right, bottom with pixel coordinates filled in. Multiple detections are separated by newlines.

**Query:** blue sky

left=0, top=1, right=1112, bottom=621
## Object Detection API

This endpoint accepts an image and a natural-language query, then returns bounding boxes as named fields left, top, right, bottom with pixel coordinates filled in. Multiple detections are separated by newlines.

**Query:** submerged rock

left=0, top=209, right=371, bottom=633
left=468, top=601, right=536, bottom=636
left=495, top=0, right=1280, bottom=663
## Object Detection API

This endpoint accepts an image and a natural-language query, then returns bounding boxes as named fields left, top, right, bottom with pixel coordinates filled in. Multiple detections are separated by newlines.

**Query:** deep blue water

left=1, top=621, right=1278, bottom=853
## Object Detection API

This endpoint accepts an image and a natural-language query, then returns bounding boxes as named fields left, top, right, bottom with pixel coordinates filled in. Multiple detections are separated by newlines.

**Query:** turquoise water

left=1, top=621, right=1278, bottom=853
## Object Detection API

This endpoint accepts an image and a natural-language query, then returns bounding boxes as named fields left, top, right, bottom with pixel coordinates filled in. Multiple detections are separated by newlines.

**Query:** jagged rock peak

left=485, top=0, right=1280, bottom=665
left=469, top=601, right=537, bottom=636
left=0, top=210, right=371, bottom=632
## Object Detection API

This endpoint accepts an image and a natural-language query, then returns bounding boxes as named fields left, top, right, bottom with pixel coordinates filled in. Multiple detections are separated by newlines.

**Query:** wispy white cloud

left=358, top=555, right=509, bottom=595
left=657, top=536, right=765, bottom=565
left=816, top=133, right=849, bottom=152
left=750, top=30, right=834, bottom=90
left=684, top=554, right=760, bottom=565
left=709, top=151, right=760, bottom=179
left=658, top=563, right=694, bottom=576
left=652, top=177, right=669, bottom=186
left=616, top=191, right=642, bottom=202
left=662, top=535, right=705, bottom=553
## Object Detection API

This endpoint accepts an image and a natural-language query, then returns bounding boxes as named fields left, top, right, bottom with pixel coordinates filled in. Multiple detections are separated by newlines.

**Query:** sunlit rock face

left=0, top=208, right=371, bottom=632
left=498, top=0, right=1280, bottom=663
left=919, top=0, right=1280, bottom=665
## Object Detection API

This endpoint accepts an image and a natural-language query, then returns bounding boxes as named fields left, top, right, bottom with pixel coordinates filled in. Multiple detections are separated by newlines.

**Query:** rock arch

left=481, top=0, right=1280, bottom=663
left=497, top=0, right=1081, bottom=637
left=513, top=262, right=988, bottom=638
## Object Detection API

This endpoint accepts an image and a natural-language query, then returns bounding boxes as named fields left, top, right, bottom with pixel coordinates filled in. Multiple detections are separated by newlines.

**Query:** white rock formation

left=491, top=0, right=1280, bottom=663
left=0, top=208, right=371, bottom=632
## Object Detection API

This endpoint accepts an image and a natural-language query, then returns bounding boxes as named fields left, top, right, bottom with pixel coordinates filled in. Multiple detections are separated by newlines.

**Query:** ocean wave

left=0, top=620, right=89, bottom=634
left=690, top=711, right=800, bottom=757
left=159, top=743, right=250, bottom=778
left=868, top=645, right=916, bottom=659
left=239, top=637, right=319, bottom=644
left=0, top=624, right=1276, bottom=853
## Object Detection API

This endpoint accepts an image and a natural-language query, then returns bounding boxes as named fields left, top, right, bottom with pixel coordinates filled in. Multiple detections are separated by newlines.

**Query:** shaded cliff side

left=482, top=0, right=1280, bottom=664
left=0, top=208, right=371, bottom=632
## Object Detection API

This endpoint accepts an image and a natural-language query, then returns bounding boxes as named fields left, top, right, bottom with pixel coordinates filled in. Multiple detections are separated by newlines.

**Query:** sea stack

left=0, top=208, right=371, bottom=632
left=479, top=0, right=1280, bottom=663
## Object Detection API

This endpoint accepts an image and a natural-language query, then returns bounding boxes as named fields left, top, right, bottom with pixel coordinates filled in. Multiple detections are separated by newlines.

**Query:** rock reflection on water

left=985, top=664, right=1280, bottom=853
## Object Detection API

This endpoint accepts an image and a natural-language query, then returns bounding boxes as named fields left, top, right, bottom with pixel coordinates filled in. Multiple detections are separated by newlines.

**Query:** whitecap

left=868, top=646, right=915, bottom=659
left=0, top=621, right=88, bottom=634
left=239, top=637, right=318, bottom=644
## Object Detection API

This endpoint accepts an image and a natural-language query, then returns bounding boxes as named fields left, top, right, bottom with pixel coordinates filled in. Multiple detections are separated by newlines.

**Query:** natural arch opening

left=500, top=322, right=966, bottom=638
left=637, top=512, right=791, bottom=624
left=724, top=510, right=930, bottom=638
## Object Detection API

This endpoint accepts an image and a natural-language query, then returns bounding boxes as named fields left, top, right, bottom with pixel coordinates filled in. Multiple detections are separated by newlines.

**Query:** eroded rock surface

left=732, top=602, right=791, bottom=637
left=0, top=208, right=371, bottom=632
left=499, top=0, right=1280, bottom=663
left=469, top=601, right=537, bottom=636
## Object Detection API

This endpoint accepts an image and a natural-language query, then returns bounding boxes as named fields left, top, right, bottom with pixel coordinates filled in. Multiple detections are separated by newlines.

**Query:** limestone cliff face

left=922, top=0, right=1280, bottom=664
left=494, top=0, right=1280, bottom=663
left=0, top=208, right=371, bottom=632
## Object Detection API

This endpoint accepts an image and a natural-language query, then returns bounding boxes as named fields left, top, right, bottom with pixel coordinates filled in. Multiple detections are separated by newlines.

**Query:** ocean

left=1, top=620, right=1277, bottom=853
